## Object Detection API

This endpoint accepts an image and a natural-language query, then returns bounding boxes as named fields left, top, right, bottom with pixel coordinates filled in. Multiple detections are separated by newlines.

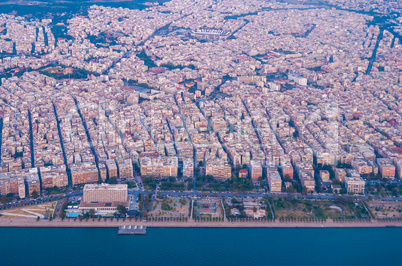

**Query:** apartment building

left=70, top=162, right=99, bottom=185
left=352, top=159, right=373, bottom=175
left=39, top=165, right=69, bottom=188
left=140, top=156, right=178, bottom=178
left=239, top=169, right=248, bottom=178
left=117, top=159, right=133, bottom=179
left=16, top=179, right=26, bottom=199
left=205, top=158, right=231, bottom=180
left=41, top=171, right=69, bottom=189
left=316, top=152, right=336, bottom=166
left=334, top=168, right=347, bottom=183
left=268, top=171, right=282, bottom=192
left=0, top=169, right=32, bottom=199
left=182, top=158, right=194, bottom=178
left=99, top=163, right=107, bottom=182
left=299, top=172, right=315, bottom=192
left=10, top=176, right=25, bottom=197
left=320, top=170, right=330, bottom=182
left=250, top=160, right=263, bottom=180
left=395, top=159, right=402, bottom=179
left=377, top=158, right=396, bottom=179
left=0, top=179, right=11, bottom=196
left=295, top=161, right=314, bottom=178
left=26, top=174, right=40, bottom=197
left=280, top=160, right=294, bottom=179
left=106, top=159, right=118, bottom=179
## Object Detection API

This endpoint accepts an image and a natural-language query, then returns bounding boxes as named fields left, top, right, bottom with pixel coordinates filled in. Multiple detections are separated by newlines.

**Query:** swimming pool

left=66, top=213, right=80, bottom=218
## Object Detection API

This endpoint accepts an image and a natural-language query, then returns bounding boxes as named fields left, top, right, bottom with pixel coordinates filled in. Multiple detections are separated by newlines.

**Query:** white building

left=83, top=183, right=128, bottom=203
left=345, top=176, right=365, bottom=194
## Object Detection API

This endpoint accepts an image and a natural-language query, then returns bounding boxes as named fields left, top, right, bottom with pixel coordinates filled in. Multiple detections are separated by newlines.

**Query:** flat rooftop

left=84, top=183, right=128, bottom=190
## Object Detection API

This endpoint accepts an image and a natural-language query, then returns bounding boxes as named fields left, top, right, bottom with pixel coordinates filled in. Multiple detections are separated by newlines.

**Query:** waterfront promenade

left=0, top=218, right=401, bottom=228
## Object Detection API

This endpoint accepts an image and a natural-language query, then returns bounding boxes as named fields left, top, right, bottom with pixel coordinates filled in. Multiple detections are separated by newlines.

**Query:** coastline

left=0, top=218, right=401, bottom=228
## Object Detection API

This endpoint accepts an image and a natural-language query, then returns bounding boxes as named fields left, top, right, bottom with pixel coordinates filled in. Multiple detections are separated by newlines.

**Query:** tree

left=302, top=187, right=308, bottom=194
left=314, top=207, right=325, bottom=219
left=89, top=209, right=95, bottom=217
left=161, top=200, right=172, bottom=211
left=1, top=195, right=9, bottom=203
left=31, top=190, right=39, bottom=199
left=117, top=205, right=127, bottom=214
left=179, top=198, right=186, bottom=205
left=315, top=180, right=322, bottom=193
left=340, top=188, right=347, bottom=194
left=109, top=177, right=118, bottom=184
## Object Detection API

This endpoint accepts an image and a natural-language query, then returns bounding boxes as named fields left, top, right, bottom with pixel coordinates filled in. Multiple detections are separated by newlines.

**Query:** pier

left=118, top=225, right=147, bottom=235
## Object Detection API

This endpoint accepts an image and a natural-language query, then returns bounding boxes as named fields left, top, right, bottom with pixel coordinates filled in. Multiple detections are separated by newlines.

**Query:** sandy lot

left=367, top=201, right=402, bottom=219
left=0, top=202, right=57, bottom=218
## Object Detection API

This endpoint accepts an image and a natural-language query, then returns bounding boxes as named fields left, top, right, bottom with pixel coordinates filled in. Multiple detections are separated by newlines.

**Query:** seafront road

left=0, top=217, right=401, bottom=228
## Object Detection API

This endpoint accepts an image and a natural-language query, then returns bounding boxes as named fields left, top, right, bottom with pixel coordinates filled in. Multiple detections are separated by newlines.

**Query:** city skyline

left=0, top=0, right=401, bottom=223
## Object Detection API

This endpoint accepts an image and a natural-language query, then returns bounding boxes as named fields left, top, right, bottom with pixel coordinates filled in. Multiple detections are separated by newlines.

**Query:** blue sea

left=1, top=227, right=401, bottom=265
